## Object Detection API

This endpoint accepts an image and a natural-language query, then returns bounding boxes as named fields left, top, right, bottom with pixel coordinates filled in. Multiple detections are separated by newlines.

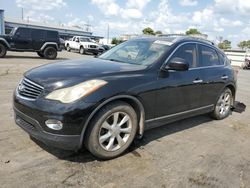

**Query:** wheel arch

left=79, top=95, right=146, bottom=149
left=0, top=38, right=10, bottom=48
left=225, top=83, right=236, bottom=101
left=40, top=42, right=59, bottom=51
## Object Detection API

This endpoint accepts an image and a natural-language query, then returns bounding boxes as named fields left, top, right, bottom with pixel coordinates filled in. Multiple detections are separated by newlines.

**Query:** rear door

left=155, top=43, right=203, bottom=120
left=32, top=29, right=45, bottom=50
left=13, top=28, right=32, bottom=49
left=197, top=44, right=227, bottom=106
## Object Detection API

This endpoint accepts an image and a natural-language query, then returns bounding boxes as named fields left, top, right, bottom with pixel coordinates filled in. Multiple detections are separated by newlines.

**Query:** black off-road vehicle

left=0, top=27, right=62, bottom=59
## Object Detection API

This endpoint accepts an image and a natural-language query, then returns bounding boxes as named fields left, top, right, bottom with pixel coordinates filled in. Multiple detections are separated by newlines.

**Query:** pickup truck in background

left=65, top=36, right=103, bottom=55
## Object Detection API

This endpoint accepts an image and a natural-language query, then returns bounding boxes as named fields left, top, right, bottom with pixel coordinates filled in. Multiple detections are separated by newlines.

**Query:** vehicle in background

left=0, top=27, right=61, bottom=59
left=14, top=36, right=237, bottom=159
left=65, top=36, right=101, bottom=55
left=244, top=53, right=250, bottom=69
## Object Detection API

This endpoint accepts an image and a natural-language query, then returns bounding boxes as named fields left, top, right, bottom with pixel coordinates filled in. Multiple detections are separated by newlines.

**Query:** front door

left=13, top=28, right=32, bottom=50
left=154, top=43, right=203, bottom=123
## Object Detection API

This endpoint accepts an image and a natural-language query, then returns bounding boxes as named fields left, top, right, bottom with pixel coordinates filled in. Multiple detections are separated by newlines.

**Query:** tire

left=44, top=47, right=57, bottom=60
left=79, top=46, right=85, bottom=54
left=66, top=44, right=71, bottom=52
left=211, top=88, right=233, bottom=120
left=37, top=51, right=44, bottom=58
left=0, top=43, right=7, bottom=58
left=85, top=101, right=138, bottom=159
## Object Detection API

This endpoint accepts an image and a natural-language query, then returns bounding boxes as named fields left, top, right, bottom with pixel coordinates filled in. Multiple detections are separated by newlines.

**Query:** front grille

left=17, top=78, right=44, bottom=100
left=16, top=115, right=36, bottom=131
left=89, top=45, right=97, bottom=48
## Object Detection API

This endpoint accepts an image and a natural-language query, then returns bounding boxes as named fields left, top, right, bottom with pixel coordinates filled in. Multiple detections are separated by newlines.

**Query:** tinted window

left=31, top=29, right=45, bottom=40
left=46, top=31, right=58, bottom=40
left=218, top=52, right=227, bottom=65
left=16, top=28, right=31, bottom=39
left=170, top=43, right=197, bottom=68
left=80, top=38, right=91, bottom=42
left=200, top=45, right=220, bottom=66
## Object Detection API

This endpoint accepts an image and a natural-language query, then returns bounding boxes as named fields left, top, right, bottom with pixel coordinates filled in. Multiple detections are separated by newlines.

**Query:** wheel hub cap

left=99, top=112, right=132, bottom=152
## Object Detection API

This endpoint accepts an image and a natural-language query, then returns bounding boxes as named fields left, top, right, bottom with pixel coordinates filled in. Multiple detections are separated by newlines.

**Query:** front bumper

left=13, top=91, right=97, bottom=151
left=14, top=107, right=80, bottom=150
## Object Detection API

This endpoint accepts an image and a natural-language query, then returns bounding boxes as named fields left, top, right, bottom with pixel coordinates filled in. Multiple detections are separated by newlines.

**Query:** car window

left=47, top=31, right=58, bottom=40
left=80, top=38, right=91, bottom=42
left=200, top=45, right=220, bottom=67
left=170, top=43, right=197, bottom=68
left=16, top=28, right=31, bottom=39
left=99, top=40, right=171, bottom=66
left=32, top=29, right=45, bottom=40
left=218, top=52, right=226, bottom=65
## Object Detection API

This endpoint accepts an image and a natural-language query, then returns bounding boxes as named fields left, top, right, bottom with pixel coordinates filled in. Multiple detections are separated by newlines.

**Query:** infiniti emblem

left=18, top=83, right=25, bottom=92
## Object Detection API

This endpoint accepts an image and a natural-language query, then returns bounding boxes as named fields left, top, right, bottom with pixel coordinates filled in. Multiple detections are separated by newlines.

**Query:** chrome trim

left=221, top=76, right=228, bottom=79
left=145, top=104, right=214, bottom=123
left=162, top=41, right=225, bottom=70
left=23, top=78, right=44, bottom=90
left=193, top=79, right=203, bottom=83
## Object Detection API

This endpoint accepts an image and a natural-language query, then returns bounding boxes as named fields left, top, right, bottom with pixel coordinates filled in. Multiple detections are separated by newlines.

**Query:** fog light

left=45, top=119, right=63, bottom=130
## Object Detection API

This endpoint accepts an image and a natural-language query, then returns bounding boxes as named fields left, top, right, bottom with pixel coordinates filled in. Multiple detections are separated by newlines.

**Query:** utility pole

left=21, top=8, right=23, bottom=20
left=107, top=23, right=109, bottom=44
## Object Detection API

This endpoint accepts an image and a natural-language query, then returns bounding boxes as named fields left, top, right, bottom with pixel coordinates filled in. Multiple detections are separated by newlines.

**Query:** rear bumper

left=14, top=107, right=80, bottom=151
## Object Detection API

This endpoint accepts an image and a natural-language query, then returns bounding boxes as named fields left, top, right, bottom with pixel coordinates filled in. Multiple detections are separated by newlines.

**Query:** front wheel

left=44, top=47, right=57, bottom=60
left=79, top=46, right=85, bottom=54
left=85, top=101, right=138, bottom=159
left=0, top=43, right=7, bottom=58
left=211, top=88, right=233, bottom=120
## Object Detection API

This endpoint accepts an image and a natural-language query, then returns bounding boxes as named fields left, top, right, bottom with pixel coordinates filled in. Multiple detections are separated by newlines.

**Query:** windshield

left=80, top=38, right=91, bottom=42
left=99, top=40, right=171, bottom=65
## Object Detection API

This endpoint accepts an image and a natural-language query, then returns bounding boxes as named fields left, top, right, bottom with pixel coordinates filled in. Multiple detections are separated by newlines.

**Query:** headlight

left=46, top=79, right=107, bottom=103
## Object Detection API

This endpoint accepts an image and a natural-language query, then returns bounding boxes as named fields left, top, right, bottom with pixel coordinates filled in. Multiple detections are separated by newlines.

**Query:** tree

left=185, top=28, right=201, bottom=35
left=155, top=30, right=163, bottom=35
left=218, top=40, right=232, bottom=49
left=237, top=40, right=250, bottom=49
left=111, top=37, right=122, bottom=45
left=142, top=27, right=155, bottom=35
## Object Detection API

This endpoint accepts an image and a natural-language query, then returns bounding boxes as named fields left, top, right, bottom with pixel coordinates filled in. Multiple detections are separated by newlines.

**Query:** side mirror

left=163, top=57, right=189, bottom=71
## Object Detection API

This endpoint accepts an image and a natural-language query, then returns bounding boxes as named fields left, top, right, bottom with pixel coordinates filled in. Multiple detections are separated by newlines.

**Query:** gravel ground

left=0, top=51, right=249, bottom=188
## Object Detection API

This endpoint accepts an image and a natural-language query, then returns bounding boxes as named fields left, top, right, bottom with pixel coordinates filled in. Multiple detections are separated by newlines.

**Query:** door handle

left=193, top=79, right=203, bottom=83
left=221, top=75, right=228, bottom=80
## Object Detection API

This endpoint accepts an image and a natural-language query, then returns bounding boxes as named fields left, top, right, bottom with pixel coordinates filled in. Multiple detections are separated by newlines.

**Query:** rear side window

left=218, top=52, right=228, bottom=65
left=46, top=31, right=58, bottom=40
left=16, top=28, right=31, bottom=39
left=200, top=45, right=221, bottom=66
left=170, top=43, right=198, bottom=68
left=31, top=29, right=45, bottom=40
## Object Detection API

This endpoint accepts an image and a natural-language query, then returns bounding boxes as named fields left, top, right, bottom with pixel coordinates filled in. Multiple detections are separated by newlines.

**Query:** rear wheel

left=0, top=43, right=7, bottom=58
left=79, top=46, right=85, bottom=54
left=66, top=44, right=71, bottom=52
left=44, top=47, right=57, bottom=60
left=211, top=88, right=233, bottom=120
left=85, top=101, right=138, bottom=159
left=37, top=51, right=44, bottom=58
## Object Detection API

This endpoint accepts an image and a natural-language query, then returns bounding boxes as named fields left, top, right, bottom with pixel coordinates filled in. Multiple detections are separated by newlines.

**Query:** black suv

left=13, top=36, right=237, bottom=159
left=0, top=27, right=61, bottom=59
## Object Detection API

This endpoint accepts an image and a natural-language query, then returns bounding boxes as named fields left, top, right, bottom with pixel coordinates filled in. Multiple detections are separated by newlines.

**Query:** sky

left=1, top=0, right=250, bottom=47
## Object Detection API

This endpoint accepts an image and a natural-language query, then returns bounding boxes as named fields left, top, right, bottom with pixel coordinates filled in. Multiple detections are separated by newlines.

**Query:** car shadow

left=31, top=114, right=213, bottom=162
left=4, top=55, right=69, bottom=60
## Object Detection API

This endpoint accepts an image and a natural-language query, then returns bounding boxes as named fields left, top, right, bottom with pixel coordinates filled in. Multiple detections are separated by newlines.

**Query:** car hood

left=25, top=58, right=146, bottom=89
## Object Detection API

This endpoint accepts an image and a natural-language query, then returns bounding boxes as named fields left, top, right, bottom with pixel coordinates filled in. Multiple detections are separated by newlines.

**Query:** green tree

left=142, top=27, right=155, bottom=35
left=111, top=37, right=122, bottom=45
left=185, top=28, right=201, bottom=35
left=237, top=41, right=247, bottom=49
left=218, top=40, right=232, bottom=49
left=155, top=30, right=163, bottom=35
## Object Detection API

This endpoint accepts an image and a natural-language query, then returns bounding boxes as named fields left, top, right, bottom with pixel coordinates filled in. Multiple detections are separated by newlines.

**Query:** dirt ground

left=0, top=51, right=249, bottom=188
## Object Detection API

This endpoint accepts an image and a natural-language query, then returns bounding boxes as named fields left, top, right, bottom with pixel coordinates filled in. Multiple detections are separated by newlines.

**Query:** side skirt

left=144, top=105, right=214, bottom=130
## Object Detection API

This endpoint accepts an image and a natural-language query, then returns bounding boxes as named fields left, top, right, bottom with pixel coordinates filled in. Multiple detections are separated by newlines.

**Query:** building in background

left=1, top=9, right=103, bottom=40
left=120, top=34, right=139, bottom=41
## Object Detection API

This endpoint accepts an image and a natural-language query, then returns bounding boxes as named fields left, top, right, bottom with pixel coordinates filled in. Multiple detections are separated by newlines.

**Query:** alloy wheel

left=98, top=111, right=132, bottom=152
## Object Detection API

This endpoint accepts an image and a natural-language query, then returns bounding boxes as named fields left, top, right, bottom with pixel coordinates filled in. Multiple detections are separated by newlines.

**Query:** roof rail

left=157, top=33, right=215, bottom=46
